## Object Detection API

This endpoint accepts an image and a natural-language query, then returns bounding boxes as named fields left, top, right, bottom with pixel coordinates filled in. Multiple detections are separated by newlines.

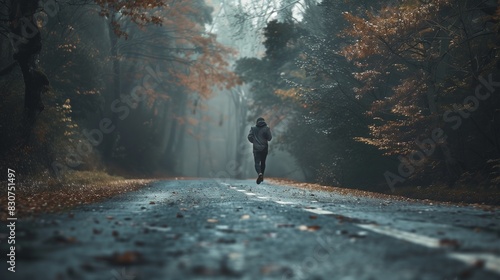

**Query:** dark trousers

left=253, top=150, right=268, bottom=174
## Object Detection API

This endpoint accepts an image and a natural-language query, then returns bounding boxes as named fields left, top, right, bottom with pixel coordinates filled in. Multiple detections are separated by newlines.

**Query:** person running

left=247, top=117, right=272, bottom=184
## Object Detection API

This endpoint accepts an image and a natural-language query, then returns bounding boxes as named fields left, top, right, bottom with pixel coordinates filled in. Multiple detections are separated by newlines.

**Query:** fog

left=1, top=0, right=499, bottom=194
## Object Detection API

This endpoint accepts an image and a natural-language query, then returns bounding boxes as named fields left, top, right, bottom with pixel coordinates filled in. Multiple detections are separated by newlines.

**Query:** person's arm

left=267, top=127, right=272, bottom=141
left=247, top=128, right=254, bottom=143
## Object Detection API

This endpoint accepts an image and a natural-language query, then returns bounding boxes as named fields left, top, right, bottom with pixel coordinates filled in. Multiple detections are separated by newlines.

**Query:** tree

left=342, top=0, right=500, bottom=187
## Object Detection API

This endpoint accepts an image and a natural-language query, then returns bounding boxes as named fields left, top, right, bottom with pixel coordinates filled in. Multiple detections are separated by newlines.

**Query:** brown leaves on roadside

left=0, top=179, right=155, bottom=221
left=96, top=251, right=144, bottom=265
left=298, top=225, right=321, bottom=232
left=439, top=238, right=460, bottom=248
left=48, top=235, right=78, bottom=244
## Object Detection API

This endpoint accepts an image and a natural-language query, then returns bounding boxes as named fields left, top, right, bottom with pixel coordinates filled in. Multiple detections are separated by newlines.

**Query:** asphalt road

left=1, top=179, right=499, bottom=280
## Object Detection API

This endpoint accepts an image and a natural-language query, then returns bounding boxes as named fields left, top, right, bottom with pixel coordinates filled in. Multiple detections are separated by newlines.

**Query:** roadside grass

left=0, top=170, right=156, bottom=221
left=267, top=178, right=500, bottom=210
left=389, top=184, right=500, bottom=207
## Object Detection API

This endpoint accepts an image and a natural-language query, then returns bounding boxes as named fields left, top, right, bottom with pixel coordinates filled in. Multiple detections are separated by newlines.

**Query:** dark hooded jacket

left=248, top=120, right=272, bottom=152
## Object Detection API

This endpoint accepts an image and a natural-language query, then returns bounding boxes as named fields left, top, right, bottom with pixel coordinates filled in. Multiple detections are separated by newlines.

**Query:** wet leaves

left=0, top=179, right=155, bottom=221
left=298, top=225, right=321, bottom=232
left=48, top=234, right=78, bottom=244
left=439, top=238, right=460, bottom=248
left=96, top=251, right=144, bottom=265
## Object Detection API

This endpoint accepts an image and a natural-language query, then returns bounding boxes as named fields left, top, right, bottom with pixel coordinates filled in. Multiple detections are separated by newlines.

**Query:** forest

left=1, top=0, right=500, bottom=204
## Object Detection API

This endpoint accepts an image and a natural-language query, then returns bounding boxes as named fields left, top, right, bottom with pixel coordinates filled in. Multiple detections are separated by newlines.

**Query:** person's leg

left=260, top=152, right=268, bottom=175
left=254, top=151, right=264, bottom=184
left=253, top=152, right=261, bottom=174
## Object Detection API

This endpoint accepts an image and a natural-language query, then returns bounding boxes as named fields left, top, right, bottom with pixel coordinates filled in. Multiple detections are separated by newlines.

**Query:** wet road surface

left=1, top=179, right=499, bottom=280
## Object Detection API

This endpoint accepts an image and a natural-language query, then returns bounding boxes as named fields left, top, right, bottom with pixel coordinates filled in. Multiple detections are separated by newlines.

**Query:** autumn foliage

left=342, top=0, right=500, bottom=186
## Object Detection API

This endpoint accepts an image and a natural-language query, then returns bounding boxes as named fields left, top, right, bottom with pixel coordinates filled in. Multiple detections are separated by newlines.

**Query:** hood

left=256, top=121, right=267, bottom=127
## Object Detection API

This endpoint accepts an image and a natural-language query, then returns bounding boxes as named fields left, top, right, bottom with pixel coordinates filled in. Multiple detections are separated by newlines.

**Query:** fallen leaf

left=49, top=235, right=78, bottom=244
left=439, top=238, right=460, bottom=248
left=309, top=215, right=318, bottom=220
left=207, top=219, right=218, bottom=223
left=241, top=214, right=250, bottom=220
left=307, top=225, right=321, bottom=231
left=97, top=251, right=143, bottom=265
left=298, top=225, right=321, bottom=231
left=149, top=201, right=156, bottom=205
left=277, top=224, right=295, bottom=228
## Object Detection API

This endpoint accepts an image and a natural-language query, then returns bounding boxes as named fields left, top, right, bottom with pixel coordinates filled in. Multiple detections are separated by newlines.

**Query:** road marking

left=304, top=208, right=335, bottom=215
left=275, top=201, right=295, bottom=205
left=225, top=183, right=500, bottom=275
left=144, top=226, right=172, bottom=232
left=449, top=253, right=500, bottom=274
left=358, top=224, right=440, bottom=248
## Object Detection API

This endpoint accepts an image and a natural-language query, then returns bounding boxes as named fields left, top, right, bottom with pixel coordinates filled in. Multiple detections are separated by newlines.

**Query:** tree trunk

left=9, top=0, right=49, bottom=117
left=102, top=17, right=121, bottom=161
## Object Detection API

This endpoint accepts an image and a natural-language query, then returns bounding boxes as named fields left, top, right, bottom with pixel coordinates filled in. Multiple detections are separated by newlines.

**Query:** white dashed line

left=303, top=208, right=335, bottom=215
left=225, top=182, right=500, bottom=275
left=275, top=201, right=295, bottom=205
left=358, top=224, right=441, bottom=248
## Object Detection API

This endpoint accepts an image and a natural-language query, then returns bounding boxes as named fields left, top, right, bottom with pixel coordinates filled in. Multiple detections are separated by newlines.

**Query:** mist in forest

left=1, top=0, right=499, bottom=194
